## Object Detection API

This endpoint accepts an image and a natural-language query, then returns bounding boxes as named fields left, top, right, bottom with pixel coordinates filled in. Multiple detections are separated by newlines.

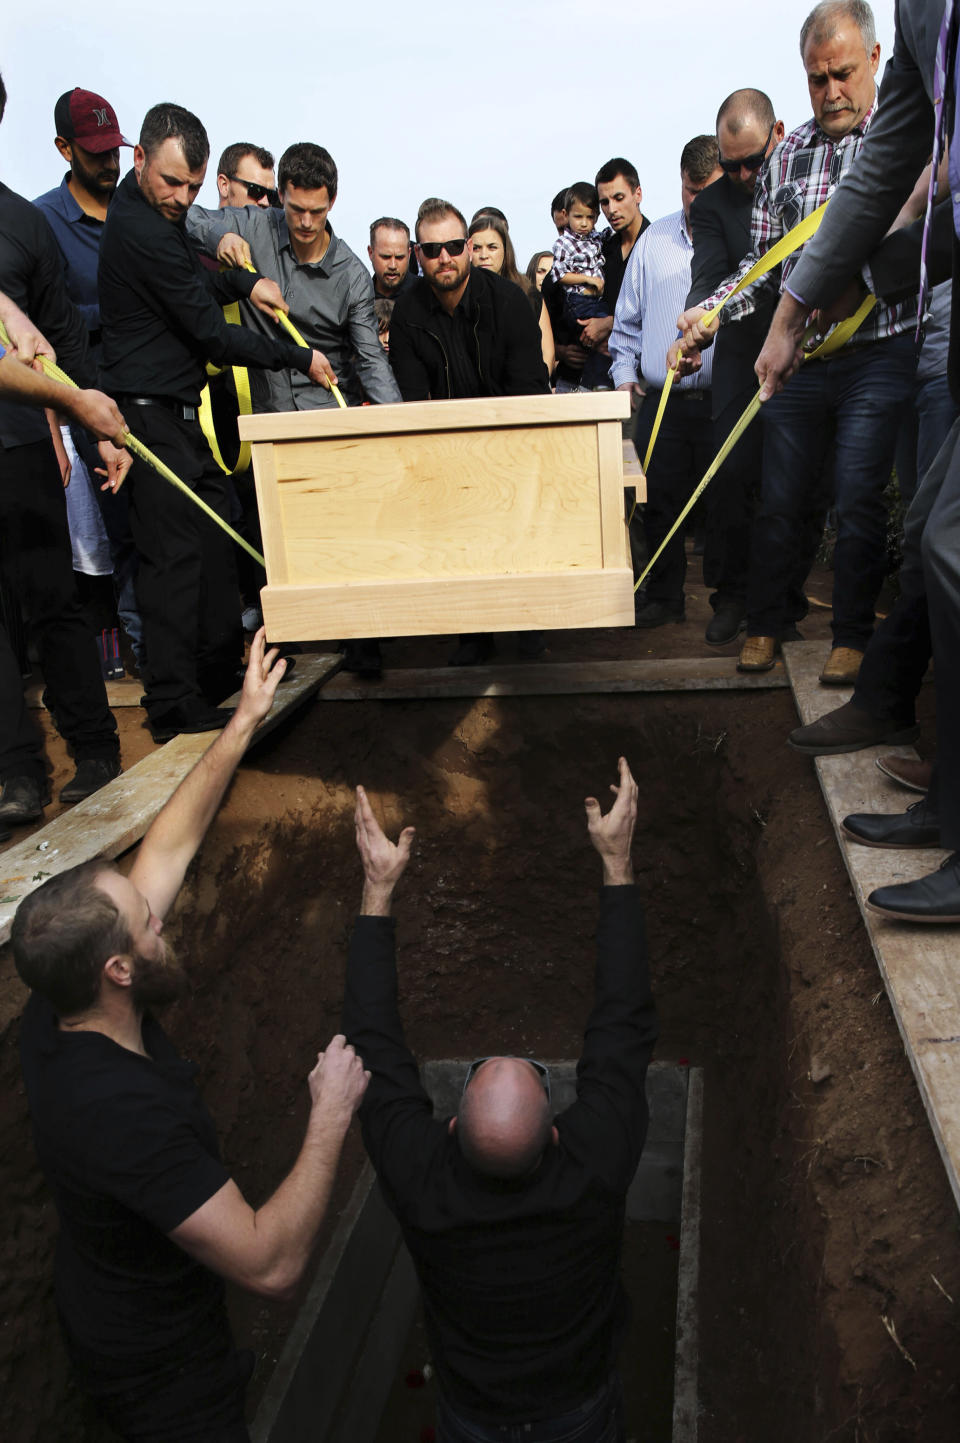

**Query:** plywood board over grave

left=239, top=393, right=638, bottom=641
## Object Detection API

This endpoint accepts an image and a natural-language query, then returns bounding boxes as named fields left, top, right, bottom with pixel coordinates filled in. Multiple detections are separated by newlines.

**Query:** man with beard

left=12, top=630, right=369, bottom=1443
left=35, top=88, right=143, bottom=678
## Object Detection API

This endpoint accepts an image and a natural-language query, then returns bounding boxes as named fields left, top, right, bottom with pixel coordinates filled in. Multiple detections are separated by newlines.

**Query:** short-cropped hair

left=415, top=197, right=467, bottom=241
left=564, top=182, right=599, bottom=214
left=800, top=0, right=876, bottom=57
left=680, top=134, right=720, bottom=184
left=278, top=142, right=338, bottom=200
left=217, top=141, right=274, bottom=178
left=715, top=88, right=776, bottom=136
left=550, top=187, right=569, bottom=216
left=595, top=157, right=640, bottom=192
left=140, top=102, right=209, bottom=171
left=370, top=216, right=410, bottom=246
left=11, top=861, right=130, bottom=1017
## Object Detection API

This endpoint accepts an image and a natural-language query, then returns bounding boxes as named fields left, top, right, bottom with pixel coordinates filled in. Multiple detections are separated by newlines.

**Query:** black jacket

left=342, top=887, right=657, bottom=1423
left=686, top=174, right=775, bottom=416
left=389, top=267, right=549, bottom=400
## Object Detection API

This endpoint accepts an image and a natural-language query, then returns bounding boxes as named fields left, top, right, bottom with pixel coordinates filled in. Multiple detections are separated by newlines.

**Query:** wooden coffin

left=238, top=392, right=640, bottom=641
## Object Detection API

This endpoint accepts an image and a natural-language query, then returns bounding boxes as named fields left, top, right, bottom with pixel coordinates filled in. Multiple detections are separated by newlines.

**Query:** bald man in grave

left=343, top=758, right=658, bottom=1443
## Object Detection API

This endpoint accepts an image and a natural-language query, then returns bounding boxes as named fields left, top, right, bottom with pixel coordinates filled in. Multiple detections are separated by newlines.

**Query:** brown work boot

left=788, top=701, right=919, bottom=755
left=876, top=755, right=933, bottom=793
left=819, top=646, right=864, bottom=685
left=737, top=635, right=777, bottom=672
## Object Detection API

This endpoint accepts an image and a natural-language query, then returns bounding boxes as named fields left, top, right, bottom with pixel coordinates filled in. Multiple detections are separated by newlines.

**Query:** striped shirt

left=609, top=210, right=713, bottom=392
left=701, top=102, right=917, bottom=345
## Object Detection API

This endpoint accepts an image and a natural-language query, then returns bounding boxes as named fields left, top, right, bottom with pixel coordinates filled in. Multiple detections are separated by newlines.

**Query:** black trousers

left=0, top=438, right=118, bottom=776
left=632, top=390, right=714, bottom=603
left=921, top=421, right=960, bottom=849
left=123, top=406, right=243, bottom=721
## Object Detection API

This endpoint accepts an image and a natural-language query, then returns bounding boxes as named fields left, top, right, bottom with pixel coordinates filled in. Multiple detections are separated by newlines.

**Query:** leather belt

left=116, top=394, right=198, bottom=423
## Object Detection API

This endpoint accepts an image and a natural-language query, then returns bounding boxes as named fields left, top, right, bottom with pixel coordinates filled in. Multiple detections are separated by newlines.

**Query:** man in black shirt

left=98, top=101, right=335, bottom=741
left=368, top=216, right=418, bottom=301
left=0, top=73, right=124, bottom=826
left=387, top=196, right=549, bottom=666
left=14, top=632, right=369, bottom=1442
left=343, top=757, right=657, bottom=1442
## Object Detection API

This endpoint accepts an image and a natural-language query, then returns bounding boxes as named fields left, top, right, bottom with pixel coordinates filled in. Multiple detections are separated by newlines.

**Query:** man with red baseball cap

left=35, top=90, right=141, bottom=690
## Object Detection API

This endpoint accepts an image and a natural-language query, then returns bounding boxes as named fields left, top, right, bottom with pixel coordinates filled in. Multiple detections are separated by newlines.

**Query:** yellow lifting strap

left=240, top=261, right=349, bottom=411
left=198, top=300, right=254, bottom=477
left=631, top=292, right=878, bottom=594
left=0, top=321, right=267, bottom=570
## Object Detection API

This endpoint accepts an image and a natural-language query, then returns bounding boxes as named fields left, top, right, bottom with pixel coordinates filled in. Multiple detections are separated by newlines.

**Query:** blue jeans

left=894, top=371, right=959, bottom=510
left=436, top=1375, right=625, bottom=1443
left=748, top=331, right=917, bottom=648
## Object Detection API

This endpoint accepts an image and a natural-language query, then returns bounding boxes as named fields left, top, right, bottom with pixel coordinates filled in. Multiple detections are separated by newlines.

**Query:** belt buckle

left=182, top=405, right=197, bottom=423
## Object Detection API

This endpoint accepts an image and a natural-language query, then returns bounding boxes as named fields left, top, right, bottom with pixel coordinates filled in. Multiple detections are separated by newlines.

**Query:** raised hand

left=355, top=785, right=415, bottom=915
left=584, top=757, right=637, bottom=886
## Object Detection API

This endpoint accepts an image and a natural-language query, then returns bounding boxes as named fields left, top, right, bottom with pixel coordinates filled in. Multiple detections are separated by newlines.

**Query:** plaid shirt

left=702, top=101, right=917, bottom=345
left=551, top=227, right=605, bottom=294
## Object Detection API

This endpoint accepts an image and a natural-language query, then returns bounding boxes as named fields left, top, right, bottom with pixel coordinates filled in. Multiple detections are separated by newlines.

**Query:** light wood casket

left=238, top=392, right=641, bottom=642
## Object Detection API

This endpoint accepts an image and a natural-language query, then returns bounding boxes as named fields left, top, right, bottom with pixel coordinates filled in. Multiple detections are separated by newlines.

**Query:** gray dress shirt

left=186, top=205, right=401, bottom=411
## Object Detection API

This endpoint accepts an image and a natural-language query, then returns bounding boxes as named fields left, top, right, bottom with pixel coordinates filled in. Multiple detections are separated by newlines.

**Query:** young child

left=550, top=181, right=609, bottom=389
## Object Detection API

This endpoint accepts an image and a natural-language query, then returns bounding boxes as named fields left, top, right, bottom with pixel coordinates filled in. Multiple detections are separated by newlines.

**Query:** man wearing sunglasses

left=216, top=143, right=278, bottom=210
left=187, top=141, right=400, bottom=412
left=673, top=89, right=785, bottom=649
left=343, top=757, right=658, bottom=1443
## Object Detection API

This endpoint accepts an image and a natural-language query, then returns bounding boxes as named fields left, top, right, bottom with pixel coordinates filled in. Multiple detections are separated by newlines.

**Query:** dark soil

left=2, top=557, right=957, bottom=1442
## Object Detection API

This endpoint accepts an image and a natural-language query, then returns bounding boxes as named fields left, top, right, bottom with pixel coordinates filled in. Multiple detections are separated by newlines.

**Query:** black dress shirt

left=98, top=170, right=312, bottom=406
left=0, top=182, right=95, bottom=447
left=343, top=886, right=658, bottom=1423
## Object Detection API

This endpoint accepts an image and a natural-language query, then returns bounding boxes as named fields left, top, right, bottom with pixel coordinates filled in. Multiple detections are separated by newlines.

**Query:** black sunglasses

left=462, top=1057, right=552, bottom=1102
left=718, top=123, right=775, bottom=175
left=229, top=175, right=281, bottom=207
left=419, top=238, right=469, bottom=260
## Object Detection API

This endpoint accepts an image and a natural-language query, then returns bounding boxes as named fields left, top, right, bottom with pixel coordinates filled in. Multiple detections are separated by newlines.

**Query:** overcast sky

left=3, top=2, right=897, bottom=271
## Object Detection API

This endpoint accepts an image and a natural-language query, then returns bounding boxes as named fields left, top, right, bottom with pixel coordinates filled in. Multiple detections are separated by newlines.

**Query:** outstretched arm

left=129, top=630, right=286, bottom=919
left=170, top=1035, right=368, bottom=1299
left=585, top=755, right=637, bottom=886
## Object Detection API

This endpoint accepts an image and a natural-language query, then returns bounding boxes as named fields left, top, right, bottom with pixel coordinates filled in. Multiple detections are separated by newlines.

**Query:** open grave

left=3, top=678, right=960, bottom=1443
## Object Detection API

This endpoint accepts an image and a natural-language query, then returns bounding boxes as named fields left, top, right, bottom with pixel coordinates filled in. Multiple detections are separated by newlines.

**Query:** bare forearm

left=248, top=1107, right=352, bottom=1297
left=131, top=711, right=257, bottom=911
left=602, top=859, right=634, bottom=887
left=361, top=880, right=396, bottom=916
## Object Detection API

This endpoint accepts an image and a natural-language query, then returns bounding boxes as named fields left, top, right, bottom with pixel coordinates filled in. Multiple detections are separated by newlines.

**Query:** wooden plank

left=0, top=655, right=340, bottom=948
left=320, top=656, right=789, bottom=701
left=252, top=441, right=288, bottom=585
left=622, top=437, right=645, bottom=486
left=27, top=676, right=144, bottom=709
left=271, top=424, right=606, bottom=585
left=782, top=640, right=960, bottom=1213
left=261, top=570, right=635, bottom=642
left=597, top=421, right=630, bottom=570
left=239, top=391, right=630, bottom=442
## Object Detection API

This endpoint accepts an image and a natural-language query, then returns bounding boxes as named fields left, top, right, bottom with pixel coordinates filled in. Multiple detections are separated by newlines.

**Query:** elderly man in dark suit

left=756, top=0, right=960, bottom=922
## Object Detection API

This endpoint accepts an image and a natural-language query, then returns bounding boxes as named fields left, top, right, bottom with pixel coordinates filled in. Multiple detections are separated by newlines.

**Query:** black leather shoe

left=149, top=705, right=236, bottom=744
left=705, top=601, right=746, bottom=646
left=789, top=700, right=920, bottom=756
left=449, top=634, right=495, bottom=666
left=0, top=775, right=50, bottom=824
left=867, top=853, right=960, bottom=923
left=841, top=797, right=941, bottom=849
left=59, top=757, right=121, bottom=804
left=342, top=640, right=383, bottom=680
left=634, top=600, right=685, bottom=629
left=0, top=823, right=10, bottom=843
